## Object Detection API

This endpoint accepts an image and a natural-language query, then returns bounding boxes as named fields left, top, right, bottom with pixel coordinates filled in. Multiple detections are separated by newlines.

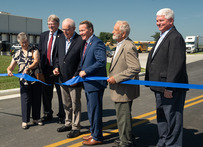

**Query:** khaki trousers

left=60, top=85, right=82, bottom=130
left=115, top=101, right=133, bottom=145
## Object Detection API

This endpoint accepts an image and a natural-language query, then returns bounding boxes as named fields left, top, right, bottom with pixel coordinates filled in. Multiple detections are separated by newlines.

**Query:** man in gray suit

left=107, top=21, right=141, bottom=147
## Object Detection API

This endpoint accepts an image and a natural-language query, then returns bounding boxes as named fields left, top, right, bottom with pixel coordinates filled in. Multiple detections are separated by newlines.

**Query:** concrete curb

left=0, top=88, right=20, bottom=96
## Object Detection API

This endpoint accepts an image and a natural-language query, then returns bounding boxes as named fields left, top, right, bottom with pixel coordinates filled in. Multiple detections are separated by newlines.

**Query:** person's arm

left=7, top=59, right=17, bottom=76
left=24, top=50, right=40, bottom=74
left=81, top=41, right=106, bottom=77
left=109, top=44, right=141, bottom=84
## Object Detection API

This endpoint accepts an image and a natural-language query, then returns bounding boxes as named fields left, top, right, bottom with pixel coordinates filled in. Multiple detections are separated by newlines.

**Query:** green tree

left=151, top=32, right=160, bottom=41
left=99, top=32, right=116, bottom=44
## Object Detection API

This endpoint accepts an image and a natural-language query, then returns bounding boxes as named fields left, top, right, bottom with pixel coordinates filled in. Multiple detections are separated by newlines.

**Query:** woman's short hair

left=117, top=20, right=130, bottom=37
left=156, top=8, right=174, bottom=20
left=48, top=14, right=60, bottom=24
left=79, top=20, right=94, bottom=32
left=17, top=32, right=29, bottom=43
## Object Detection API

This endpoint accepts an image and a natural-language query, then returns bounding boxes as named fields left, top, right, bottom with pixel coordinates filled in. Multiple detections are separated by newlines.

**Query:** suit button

left=64, top=61, right=65, bottom=63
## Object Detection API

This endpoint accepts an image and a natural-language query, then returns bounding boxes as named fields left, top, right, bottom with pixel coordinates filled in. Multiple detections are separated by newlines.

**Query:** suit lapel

left=81, top=35, right=95, bottom=64
left=151, top=27, right=175, bottom=61
left=61, top=37, right=66, bottom=58
left=110, top=40, right=126, bottom=72
left=45, top=32, right=49, bottom=53
left=54, top=30, right=61, bottom=49
left=63, top=33, right=78, bottom=59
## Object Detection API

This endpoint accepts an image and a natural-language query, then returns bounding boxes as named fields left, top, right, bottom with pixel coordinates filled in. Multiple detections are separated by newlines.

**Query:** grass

left=0, top=55, right=19, bottom=90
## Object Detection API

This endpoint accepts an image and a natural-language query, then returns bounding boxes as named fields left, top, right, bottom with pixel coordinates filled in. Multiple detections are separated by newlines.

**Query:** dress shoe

left=82, top=135, right=93, bottom=140
left=82, top=138, right=103, bottom=146
left=114, top=139, right=121, bottom=145
left=41, top=114, right=53, bottom=122
left=57, top=125, right=72, bottom=132
left=112, top=143, right=133, bottom=147
left=114, top=139, right=136, bottom=146
left=67, top=130, right=80, bottom=138
left=22, top=122, right=28, bottom=129
left=33, top=120, right=43, bottom=126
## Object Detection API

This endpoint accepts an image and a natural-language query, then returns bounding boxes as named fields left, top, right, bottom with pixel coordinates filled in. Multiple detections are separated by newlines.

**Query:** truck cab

left=185, top=36, right=197, bottom=53
left=185, top=36, right=203, bottom=53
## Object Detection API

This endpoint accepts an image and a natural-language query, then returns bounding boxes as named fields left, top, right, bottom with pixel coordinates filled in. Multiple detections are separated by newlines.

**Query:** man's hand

left=107, top=76, right=116, bottom=84
left=53, top=68, right=60, bottom=76
left=79, top=70, right=86, bottom=78
left=164, top=89, right=173, bottom=98
left=70, top=76, right=77, bottom=86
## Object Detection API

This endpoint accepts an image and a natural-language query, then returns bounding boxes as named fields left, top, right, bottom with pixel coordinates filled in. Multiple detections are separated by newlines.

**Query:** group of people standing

left=7, top=8, right=188, bottom=147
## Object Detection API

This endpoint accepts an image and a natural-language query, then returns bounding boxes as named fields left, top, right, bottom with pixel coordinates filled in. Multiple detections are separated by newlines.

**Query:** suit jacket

left=54, top=33, right=85, bottom=83
left=145, top=26, right=188, bottom=92
left=80, top=35, right=107, bottom=92
left=38, top=29, right=63, bottom=73
left=109, top=38, right=141, bottom=102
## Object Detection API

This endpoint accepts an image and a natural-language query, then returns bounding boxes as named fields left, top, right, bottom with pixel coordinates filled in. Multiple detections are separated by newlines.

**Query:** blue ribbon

left=0, top=73, right=49, bottom=86
left=1, top=73, right=203, bottom=90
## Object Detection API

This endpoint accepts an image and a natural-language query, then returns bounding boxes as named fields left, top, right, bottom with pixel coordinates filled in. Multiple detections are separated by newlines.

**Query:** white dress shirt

left=113, top=37, right=127, bottom=59
left=152, top=27, right=172, bottom=57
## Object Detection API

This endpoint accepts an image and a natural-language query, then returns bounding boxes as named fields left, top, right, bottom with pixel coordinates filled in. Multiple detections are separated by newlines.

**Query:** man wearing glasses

left=53, top=18, right=85, bottom=138
left=38, top=14, right=65, bottom=124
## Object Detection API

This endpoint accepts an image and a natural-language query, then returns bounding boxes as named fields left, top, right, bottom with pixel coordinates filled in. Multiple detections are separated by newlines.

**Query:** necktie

left=83, top=42, right=88, bottom=57
left=47, top=33, right=53, bottom=65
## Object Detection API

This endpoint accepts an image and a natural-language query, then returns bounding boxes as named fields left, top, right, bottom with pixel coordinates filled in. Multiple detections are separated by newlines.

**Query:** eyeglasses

left=47, top=23, right=57, bottom=26
left=62, top=28, right=72, bottom=32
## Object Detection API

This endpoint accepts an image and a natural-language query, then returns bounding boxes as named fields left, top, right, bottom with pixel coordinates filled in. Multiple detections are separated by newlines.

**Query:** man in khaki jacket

left=107, top=21, right=141, bottom=147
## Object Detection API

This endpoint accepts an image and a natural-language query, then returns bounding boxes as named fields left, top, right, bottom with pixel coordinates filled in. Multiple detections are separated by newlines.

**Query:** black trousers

left=42, top=65, right=65, bottom=117
left=20, top=81, right=41, bottom=122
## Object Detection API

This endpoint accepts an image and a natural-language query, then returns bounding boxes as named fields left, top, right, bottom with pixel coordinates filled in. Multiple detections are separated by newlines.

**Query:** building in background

left=0, top=11, right=42, bottom=54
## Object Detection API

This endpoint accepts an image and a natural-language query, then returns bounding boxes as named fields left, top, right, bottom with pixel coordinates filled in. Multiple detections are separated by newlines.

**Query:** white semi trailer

left=185, top=36, right=203, bottom=53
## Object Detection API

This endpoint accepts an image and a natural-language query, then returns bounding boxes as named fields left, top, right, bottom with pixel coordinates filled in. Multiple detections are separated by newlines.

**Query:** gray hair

left=62, top=18, right=75, bottom=28
left=17, top=32, right=29, bottom=43
left=48, top=14, right=60, bottom=24
left=116, top=20, right=130, bottom=37
left=156, top=8, right=174, bottom=20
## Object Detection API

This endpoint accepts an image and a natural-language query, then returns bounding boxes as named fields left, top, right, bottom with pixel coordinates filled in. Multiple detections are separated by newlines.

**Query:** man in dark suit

left=53, top=18, right=84, bottom=138
left=108, top=21, right=141, bottom=147
left=38, top=14, right=65, bottom=123
left=145, top=8, right=188, bottom=147
left=78, top=20, right=107, bottom=146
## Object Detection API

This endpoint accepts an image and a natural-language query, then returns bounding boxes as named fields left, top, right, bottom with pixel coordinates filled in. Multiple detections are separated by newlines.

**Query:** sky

left=1, top=0, right=203, bottom=41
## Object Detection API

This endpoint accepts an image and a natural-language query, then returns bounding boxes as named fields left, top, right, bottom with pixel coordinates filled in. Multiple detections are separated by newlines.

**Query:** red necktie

left=83, top=42, right=88, bottom=57
left=47, top=34, right=53, bottom=65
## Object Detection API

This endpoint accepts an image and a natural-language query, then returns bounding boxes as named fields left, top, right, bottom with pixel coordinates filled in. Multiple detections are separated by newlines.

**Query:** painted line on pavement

left=44, top=95, right=203, bottom=147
